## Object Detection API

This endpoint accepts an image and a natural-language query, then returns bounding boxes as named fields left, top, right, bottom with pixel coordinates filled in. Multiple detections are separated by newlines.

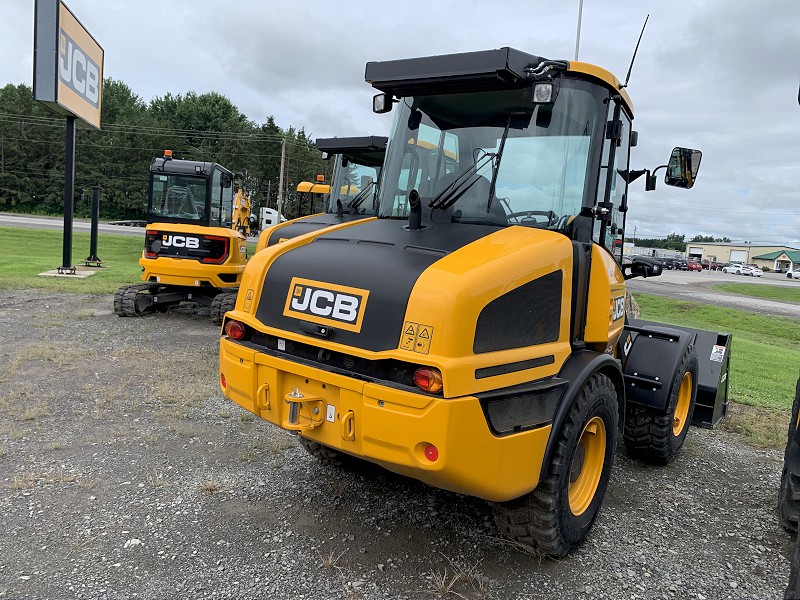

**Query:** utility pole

left=266, top=180, right=271, bottom=209
left=276, top=138, right=286, bottom=218
left=574, top=0, right=584, bottom=61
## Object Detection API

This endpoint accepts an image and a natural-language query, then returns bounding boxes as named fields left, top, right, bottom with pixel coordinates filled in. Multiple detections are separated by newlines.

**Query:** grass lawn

left=712, top=282, right=800, bottom=303
left=0, top=226, right=144, bottom=294
left=0, top=226, right=259, bottom=294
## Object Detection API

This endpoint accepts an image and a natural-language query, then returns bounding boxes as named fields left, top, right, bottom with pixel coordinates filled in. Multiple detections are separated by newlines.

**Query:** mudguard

left=620, top=322, right=695, bottom=413
left=540, top=350, right=623, bottom=480
left=626, top=319, right=731, bottom=428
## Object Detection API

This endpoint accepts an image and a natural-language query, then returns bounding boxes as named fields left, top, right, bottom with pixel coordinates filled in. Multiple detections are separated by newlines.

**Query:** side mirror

left=623, top=255, right=663, bottom=280
left=664, top=147, right=702, bottom=189
left=222, top=173, right=233, bottom=188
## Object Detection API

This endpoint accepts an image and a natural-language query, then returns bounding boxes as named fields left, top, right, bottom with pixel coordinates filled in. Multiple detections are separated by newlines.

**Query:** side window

left=594, top=106, right=631, bottom=262
left=210, top=169, right=222, bottom=224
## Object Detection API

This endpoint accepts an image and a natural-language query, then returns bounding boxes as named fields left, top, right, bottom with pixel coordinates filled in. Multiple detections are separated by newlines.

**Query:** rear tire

left=211, top=291, right=237, bottom=325
left=624, top=344, right=698, bottom=465
left=492, top=373, right=618, bottom=557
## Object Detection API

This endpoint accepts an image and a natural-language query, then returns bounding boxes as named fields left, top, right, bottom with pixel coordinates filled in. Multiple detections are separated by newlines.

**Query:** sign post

left=33, top=0, right=104, bottom=274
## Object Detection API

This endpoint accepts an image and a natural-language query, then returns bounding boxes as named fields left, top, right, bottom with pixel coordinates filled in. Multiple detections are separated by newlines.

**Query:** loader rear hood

left=255, top=219, right=497, bottom=351
left=265, top=213, right=371, bottom=246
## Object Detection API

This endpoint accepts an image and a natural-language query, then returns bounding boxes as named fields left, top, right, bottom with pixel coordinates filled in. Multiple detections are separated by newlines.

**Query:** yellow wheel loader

left=114, top=151, right=251, bottom=324
left=256, top=136, right=387, bottom=251
left=219, top=48, right=730, bottom=556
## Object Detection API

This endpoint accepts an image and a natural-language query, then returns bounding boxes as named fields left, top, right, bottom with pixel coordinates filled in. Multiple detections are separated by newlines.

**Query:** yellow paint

left=584, top=245, right=626, bottom=351
left=673, top=372, right=693, bottom=436
left=568, top=416, right=606, bottom=516
left=220, top=337, right=552, bottom=502
left=569, top=61, right=633, bottom=115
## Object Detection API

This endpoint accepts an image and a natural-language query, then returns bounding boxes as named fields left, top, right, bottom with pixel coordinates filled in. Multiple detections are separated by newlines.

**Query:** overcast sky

left=1, top=0, right=798, bottom=245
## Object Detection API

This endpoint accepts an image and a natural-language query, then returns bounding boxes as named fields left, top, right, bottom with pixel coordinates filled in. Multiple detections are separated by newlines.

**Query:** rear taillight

left=224, top=320, right=246, bottom=340
left=201, top=235, right=229, bottom=264
left=413, top=368, right=443, bottom=394
left=220, top=373, right=227, bottom=389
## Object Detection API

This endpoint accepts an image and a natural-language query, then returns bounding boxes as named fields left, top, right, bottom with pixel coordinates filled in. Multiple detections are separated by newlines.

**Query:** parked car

left=788, top=270, right=800, bottom=280
left=676, top=260, right=688, bottom=271
left=740, top=265, right=762, bottom=277
left=687, top=261, right=703, bottom=272
left=723, top=264, right=744, bottom=275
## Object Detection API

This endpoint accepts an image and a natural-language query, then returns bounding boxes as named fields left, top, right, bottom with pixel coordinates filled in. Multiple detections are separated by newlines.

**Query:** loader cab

left=317, top=136, right=388, bottom=216
left=369, top=50, right=635, bottom=264
left=148, top=152, right=235, bottom=228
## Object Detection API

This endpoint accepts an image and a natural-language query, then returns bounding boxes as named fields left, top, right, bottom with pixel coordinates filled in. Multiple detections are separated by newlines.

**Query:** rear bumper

left=140, top=256, right=244, bottom=289
left=219, top=338, right=552, bottom=502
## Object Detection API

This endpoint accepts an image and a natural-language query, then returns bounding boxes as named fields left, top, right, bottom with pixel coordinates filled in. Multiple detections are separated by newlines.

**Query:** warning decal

left=400, top=321, right=434, bottom=355
left=710, top=344, right=726, bottom=363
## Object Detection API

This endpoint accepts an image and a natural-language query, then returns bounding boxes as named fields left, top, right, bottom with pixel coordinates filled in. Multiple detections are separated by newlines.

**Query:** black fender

left=540, top=350, right=623, bottom=480
left=621, top=323, right=696, bottom=412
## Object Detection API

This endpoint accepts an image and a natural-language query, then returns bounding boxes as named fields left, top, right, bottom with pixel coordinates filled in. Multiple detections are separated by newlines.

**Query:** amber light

left=424, top=443, right=439, bottom=462
left=413, top=368, right=443, bottom=394
left=163, top=149, right=173, bottom=158
left=224, top=320, right=245, bottom=340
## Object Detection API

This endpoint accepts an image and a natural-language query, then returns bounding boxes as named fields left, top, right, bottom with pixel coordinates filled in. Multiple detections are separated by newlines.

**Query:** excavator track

left=113, top=283, right=160, bottom=317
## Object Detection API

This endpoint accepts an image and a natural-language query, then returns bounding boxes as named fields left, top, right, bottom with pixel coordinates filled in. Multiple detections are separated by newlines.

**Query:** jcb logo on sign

left=612, top=296, right=625, bottom=321
left=162, top=234, right=200, bottom=249
left=59, top=31, right=101, bottom=107
left=283, top=277, right=369, bottom=333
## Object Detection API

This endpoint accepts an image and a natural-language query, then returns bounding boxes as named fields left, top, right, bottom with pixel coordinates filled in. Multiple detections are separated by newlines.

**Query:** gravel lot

left=0, top=290, right=792, bottom=599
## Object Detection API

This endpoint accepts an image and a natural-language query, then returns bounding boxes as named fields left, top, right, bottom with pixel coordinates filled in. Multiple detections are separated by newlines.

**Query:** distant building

left=684, top=242, right=800, bottom=271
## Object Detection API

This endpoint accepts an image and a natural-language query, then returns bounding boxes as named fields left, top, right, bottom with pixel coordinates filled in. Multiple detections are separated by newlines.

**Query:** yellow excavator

left=114, top=150, right=252, bottom=324
left=218, top=48, right=729, bottom=556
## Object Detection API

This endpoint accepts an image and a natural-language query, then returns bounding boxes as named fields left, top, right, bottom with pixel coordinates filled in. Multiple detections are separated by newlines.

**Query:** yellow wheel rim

left=672, top=372, right=693, bottom=437
left=568, top=416, right=606, bottom=516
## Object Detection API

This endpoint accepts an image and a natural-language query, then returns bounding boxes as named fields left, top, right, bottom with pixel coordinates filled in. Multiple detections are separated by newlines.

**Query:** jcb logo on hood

left=283, top=277, right=369, bottom=333
left=162, top=234, right=199, bottom=249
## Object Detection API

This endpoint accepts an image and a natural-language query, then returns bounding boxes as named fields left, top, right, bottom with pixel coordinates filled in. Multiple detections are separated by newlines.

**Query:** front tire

left=492, top=373, right=618, bottom=557
left=624, top=344, right=698, bottom=465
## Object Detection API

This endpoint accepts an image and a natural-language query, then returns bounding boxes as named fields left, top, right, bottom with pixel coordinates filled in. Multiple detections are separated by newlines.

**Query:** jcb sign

left=59, top=30, right=101, bottom=107
left=283, top=278, right=369, bottom=333
left=34, top=0, right=104, bottom=129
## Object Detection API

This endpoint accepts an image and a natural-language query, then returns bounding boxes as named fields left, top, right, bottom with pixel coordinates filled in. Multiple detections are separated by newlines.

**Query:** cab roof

left=366, top=47, right=633, bottom=116
left=315, top=136, right=388, bottom=168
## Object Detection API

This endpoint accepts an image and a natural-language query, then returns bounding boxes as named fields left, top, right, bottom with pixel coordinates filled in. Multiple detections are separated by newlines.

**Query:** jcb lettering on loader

left=219, top=47, right=729, bottom=558
left=285, top=279, right=366, bottom=326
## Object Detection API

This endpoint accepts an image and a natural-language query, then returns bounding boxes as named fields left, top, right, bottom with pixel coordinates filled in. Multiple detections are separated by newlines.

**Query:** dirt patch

left=0, top=290, right=792, bottom=599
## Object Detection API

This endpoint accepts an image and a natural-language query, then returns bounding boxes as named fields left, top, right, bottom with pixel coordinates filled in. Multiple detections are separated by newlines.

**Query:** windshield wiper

left=347, top=180, right=375, bottom=213
left=487, top=117, right=511, bottom=213
left=429, top=151, right=495, bottom=211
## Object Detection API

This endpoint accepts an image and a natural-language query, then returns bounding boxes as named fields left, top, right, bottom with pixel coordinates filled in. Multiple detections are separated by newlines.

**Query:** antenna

left=574, top=0, right=584, bottom=61
left=622, top=14, right=649, bottom=89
